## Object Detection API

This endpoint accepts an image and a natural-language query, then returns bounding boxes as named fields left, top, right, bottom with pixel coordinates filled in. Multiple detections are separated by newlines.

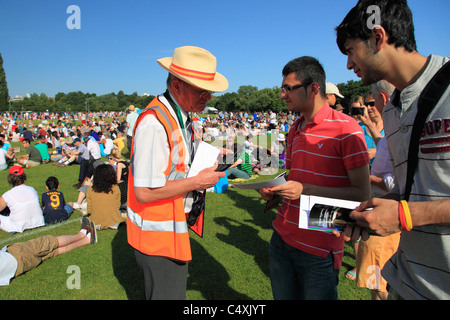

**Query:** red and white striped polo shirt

left=273, top=104, right=369, bottom=269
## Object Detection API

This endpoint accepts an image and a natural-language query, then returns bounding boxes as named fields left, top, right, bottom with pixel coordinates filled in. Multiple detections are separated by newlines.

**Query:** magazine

left=299, top=195, right=360, bottom=232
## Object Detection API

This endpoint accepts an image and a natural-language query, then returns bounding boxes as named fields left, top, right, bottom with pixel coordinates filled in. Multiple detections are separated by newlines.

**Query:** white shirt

left=0, top=148, right=6, bottom=167
left=269, top=112, right=277, bottom=124
left=103, top=138, right=114, bottom=155
left=133, top=94, right=191, bottom=188
left=126, top=112, right=139, bottom=137
left=86, top=138, right=101, bottom=160
left=370, top=136, right=395, bottom=197
left=133, top=94, right=194, bottom=212
left=0, top=246, right=17, bottom=286
left=0, top=185, right=45, bottom=233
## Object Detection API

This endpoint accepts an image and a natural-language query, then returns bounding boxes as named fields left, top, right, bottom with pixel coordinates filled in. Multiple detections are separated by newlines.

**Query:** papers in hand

left=187, top=142, right=220, bottom=178
left=233, top=171, right=287, bottom=190
left=299, top=195, right=360, bottom=232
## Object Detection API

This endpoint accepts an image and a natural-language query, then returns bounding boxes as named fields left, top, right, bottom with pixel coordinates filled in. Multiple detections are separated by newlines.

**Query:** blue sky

left=1, top=0, right=449, bottom=98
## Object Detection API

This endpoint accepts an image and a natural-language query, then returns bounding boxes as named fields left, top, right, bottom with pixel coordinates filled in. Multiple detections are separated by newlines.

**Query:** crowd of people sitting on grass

left=0, top=103, right=348, bottom=287
left=0, top=108, right=292, bottom=230
left=1, top=91, right=384, bottom=235
left=0, top=93, right=402, bottom=299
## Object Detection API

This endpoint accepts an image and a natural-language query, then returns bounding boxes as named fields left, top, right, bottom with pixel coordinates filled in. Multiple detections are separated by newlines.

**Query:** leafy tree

left=0, top=53, right=9, bottom=111
left=6, top=79, right=370, bottom=114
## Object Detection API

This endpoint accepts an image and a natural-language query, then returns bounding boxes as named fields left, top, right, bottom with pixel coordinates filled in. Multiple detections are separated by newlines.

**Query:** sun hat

left=157, top=46, right=229, bottom=92
left=9, top=165, right=24, bottom=176
left=128, top=105, right=135, bottom=111
left=277, top=133, right=285, bottom=141
left=326, top=82, right=344, bottom=98
left=65, top=136, right=74, bottom=144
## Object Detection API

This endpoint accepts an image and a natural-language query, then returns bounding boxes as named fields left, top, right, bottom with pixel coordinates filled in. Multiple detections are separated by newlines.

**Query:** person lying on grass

left=0, top=217, right=96, bottom=286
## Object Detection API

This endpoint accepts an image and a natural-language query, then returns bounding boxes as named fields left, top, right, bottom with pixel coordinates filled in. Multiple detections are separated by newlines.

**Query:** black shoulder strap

left=405, top=60, right=450, bottom=201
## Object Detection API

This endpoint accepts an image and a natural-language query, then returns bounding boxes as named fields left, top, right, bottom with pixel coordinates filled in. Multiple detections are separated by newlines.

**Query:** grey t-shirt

left=382, top=55, right=450, bottom=299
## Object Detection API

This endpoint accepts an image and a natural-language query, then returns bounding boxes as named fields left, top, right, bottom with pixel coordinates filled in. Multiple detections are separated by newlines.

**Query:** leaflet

left=188, top=142, right=221, bottom=178
left=299, top=195, right=360, bottom=232
left=233, top=171, right=287, bottom=190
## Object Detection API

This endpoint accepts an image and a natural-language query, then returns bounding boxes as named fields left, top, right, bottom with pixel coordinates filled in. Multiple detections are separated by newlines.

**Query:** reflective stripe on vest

left=127, top=95, right=192, bottom=262
left=127, top=207, right=188, bottom=234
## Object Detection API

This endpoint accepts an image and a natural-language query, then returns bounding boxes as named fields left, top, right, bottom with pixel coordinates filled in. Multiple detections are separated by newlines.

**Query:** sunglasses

left=281, top=82, right=311, bottom=93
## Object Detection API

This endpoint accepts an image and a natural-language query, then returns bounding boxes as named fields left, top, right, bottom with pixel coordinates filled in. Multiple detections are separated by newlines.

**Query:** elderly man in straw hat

left=126, top=46, right=228, bottom=300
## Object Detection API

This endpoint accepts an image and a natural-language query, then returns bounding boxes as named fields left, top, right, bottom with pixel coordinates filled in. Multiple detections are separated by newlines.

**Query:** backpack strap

left=405, top=60, right=450, bottom=201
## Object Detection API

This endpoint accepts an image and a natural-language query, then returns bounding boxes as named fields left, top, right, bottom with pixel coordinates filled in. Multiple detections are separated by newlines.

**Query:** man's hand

left=194, top=163, right=225, bottom=190
left=261, top=180, right=303, bottom=201
left=259, top=187, right=275, bottom=201
left=341, top=198, right=401, bottom=241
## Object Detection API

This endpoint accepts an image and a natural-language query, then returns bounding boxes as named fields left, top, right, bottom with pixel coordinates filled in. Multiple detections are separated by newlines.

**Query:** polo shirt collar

left=297, top=103, right=331, bottom=130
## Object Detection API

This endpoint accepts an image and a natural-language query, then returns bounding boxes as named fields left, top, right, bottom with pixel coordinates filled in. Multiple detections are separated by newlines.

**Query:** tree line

left=6, top=80, right=370, bottom=114
left=9, top=91, right=156, bottom=113
left=2, top=49, right=370, bottom=114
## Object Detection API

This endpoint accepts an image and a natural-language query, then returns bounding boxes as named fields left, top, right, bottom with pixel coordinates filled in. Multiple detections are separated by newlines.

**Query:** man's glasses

left=180, top=79, right=213, bottom=99
left=281, top=82, right=311, bottom=93
left=365, top=101, right=375, bottom=107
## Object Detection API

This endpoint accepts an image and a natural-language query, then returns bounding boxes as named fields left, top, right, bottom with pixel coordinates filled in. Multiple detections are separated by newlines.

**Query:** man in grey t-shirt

left=336, top=0, right=450, bottom=299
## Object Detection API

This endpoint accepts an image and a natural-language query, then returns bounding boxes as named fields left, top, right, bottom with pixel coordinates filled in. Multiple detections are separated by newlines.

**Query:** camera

left=187, top=191, right=205, bottom=226
left=351, top=106, right=365, bottom=116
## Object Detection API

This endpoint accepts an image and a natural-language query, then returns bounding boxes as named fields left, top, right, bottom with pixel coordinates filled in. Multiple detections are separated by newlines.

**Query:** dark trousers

left=78, top=159, right=92, bottom=183
left=269, top=231, right=339, bottom=300
left=134, top=249, right=188, bottom=300
left=127, top=135, right=133, bottom=153
left=78, top=158, right=102, bottom=183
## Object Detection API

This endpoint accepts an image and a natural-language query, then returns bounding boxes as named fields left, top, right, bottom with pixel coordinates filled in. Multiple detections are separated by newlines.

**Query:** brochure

left=233, top=171, right=287, bottom=190
left=299, top=195, right=360, bottom=232
left=188, top=142, right=221, bottom=178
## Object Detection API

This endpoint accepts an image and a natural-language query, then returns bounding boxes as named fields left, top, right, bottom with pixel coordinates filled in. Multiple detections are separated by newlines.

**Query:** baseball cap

left=10, top=165, right=24, bottom=176
left=326, top=82, right=344, bottom=98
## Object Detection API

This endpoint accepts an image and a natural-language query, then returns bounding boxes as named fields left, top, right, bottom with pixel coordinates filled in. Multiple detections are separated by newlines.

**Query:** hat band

left=170, top=63, right=215, bottom=81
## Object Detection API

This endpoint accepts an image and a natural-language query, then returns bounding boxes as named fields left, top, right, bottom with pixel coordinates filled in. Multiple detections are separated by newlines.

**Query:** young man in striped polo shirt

left=260, top=56, right=370, bottom=299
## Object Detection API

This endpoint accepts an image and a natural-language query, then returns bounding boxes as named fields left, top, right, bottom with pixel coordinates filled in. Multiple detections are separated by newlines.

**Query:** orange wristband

left=401, top=200, right=413, bottom=231
left=398, top=201, right=410, bottom=231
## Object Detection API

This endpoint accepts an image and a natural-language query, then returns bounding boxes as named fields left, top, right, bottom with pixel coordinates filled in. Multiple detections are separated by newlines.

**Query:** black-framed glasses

left=365, top=101, right=375, bottom=107
left=281, top=82, right=311, bottom=93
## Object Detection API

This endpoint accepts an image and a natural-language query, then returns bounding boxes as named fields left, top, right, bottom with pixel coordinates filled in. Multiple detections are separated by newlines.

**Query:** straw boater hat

left=157, top=46, right=229, bottom=93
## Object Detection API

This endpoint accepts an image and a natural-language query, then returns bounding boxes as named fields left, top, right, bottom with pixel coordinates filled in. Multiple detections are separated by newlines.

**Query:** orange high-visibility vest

left=126, top=94, right=194, bottom=262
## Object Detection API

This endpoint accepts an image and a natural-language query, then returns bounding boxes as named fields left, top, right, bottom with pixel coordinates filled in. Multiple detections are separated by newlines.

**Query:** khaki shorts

left=26, top=160, right=41, bottom=167
left=356, top=232, right=401, bottom=292
left=7, top=235, right=59, bottom=277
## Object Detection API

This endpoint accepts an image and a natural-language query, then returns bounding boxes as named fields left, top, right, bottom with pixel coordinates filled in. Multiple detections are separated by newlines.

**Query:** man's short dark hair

left=22, top=138, right=30, bottom=144
left=282, top=56, right=326, bottom=98
left=336, top=0, right=417, bottom=55
left=45, top=176, right=59, bottom=190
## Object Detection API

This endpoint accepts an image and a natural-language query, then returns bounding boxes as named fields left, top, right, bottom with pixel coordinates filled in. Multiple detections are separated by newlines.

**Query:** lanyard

left=164, top=91, right=185, bottom=127
left=164, top=90, right=195, bottom=162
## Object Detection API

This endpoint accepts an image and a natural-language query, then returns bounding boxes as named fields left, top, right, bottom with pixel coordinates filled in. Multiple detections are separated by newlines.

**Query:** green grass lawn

left=0, top=140, right=370, bottom=300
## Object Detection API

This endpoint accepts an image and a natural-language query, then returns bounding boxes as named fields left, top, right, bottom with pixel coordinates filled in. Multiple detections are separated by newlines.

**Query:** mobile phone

left=351, top=107, right=365, bottom=116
